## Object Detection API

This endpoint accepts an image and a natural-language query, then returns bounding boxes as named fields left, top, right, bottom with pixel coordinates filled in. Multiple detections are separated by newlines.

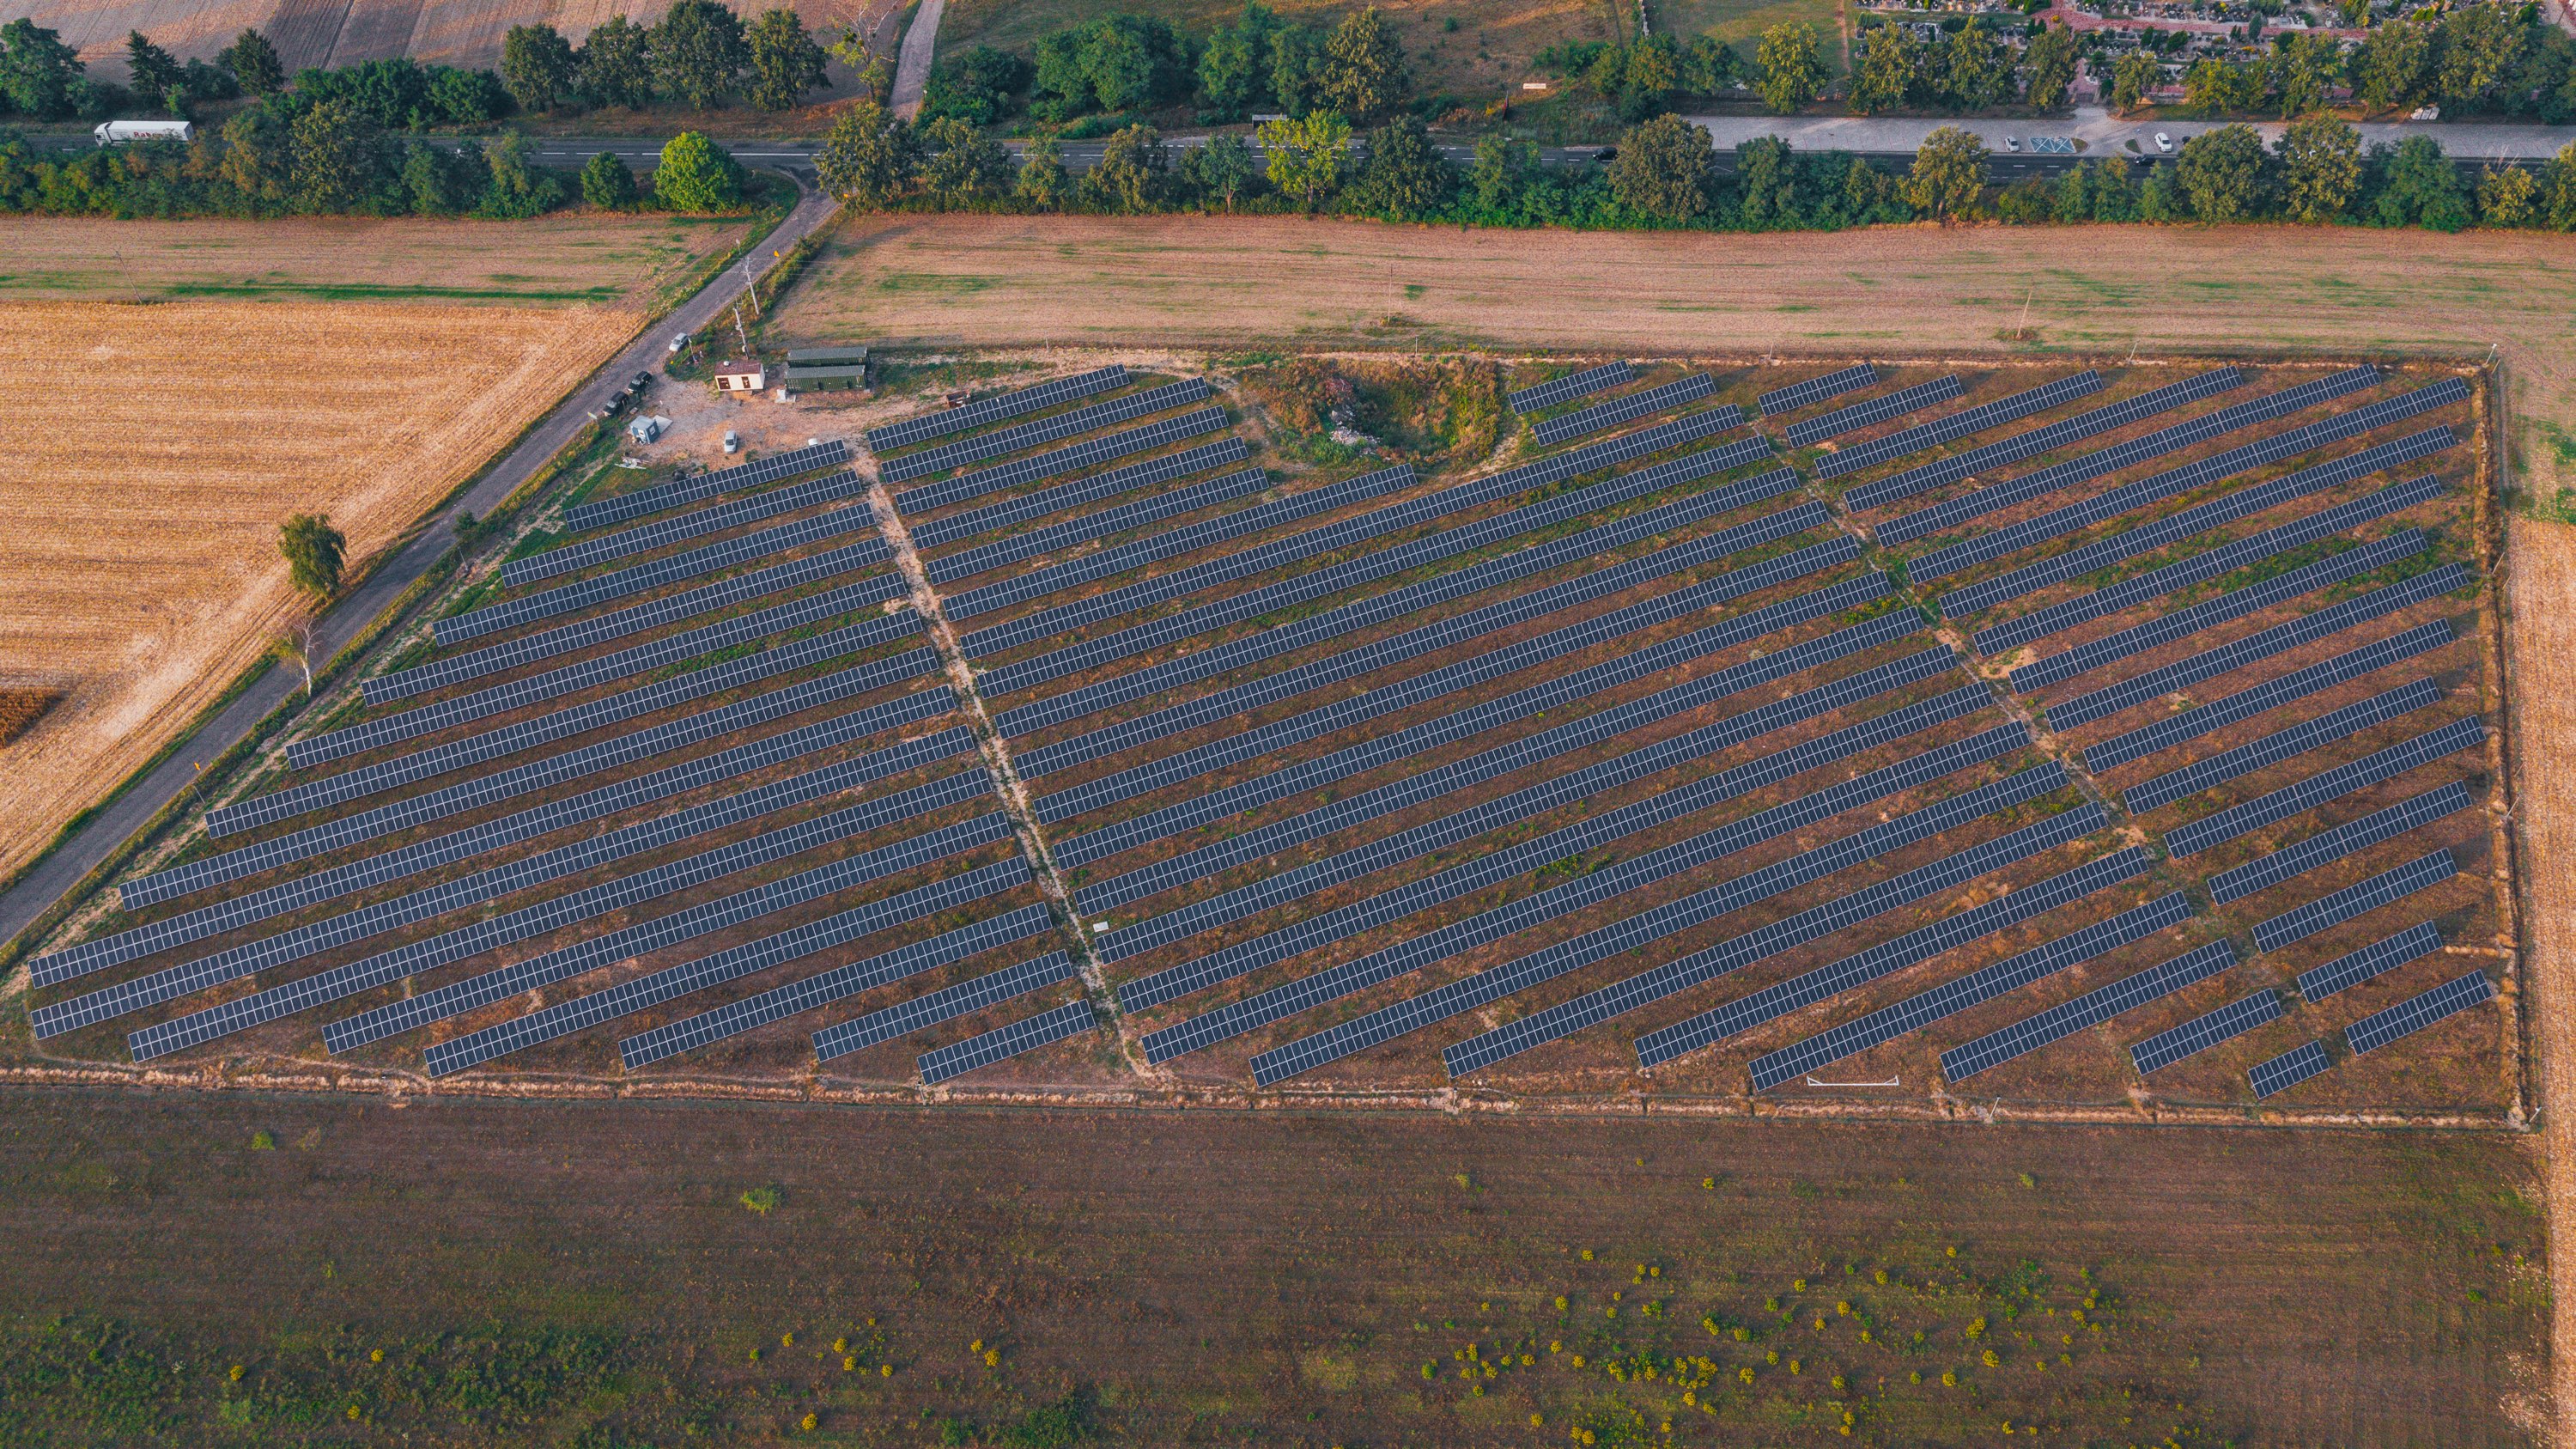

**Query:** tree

left=2272, top=32, right=2338, bottom=118
left=1319, top=6, right=1408, bottom=120
left=218, top=107, right=291, bottom=205
left=1015, top=136, right=1072, bottom=210
left=272, top=614, right=319, bottom=697
left=2111, top=52, right=2160, bottom=115
left=580, top=149, right=641, bottom=210
left=651, top=0, right=747, bottom=109
left=919, top=115, right=1012, bottom=207
left=580, top=14, right=656, bottom=110
left=426, top=65, right=507, bottom=125
left=653, top=128, right=745, bottom=210
left=402, top=140, right=471, bottom=215
left=288, top=100, right=383, bottom=214
left=1197, top=3, right=1282, bottom=121
left=1849, top=27, right=1917, bottom=116
left=1909, top=125, right=1989, bottom=222
left=2182, top=57, right=2239, bottom=116
left=220, top=27, right=284, bottom=95
left=745, top=7, right=829, bottom=111
left=2433, top=6, right=2524, bottom=112
left=501, top=23, right=577, bottom=113
left=920, top=46, right=1030, bottom=125
left=1606, top=112, right=1714, bottom=222
left=477, top=132, right=565, bottom=217
left=1258, top=109, right=1351, bottom=211
left=2276, top=113, right=2360, bottom=222
left=2477, top=164, right=2538, bottom=228
left=1753, top=22, right=1826, bottom=114
left=125, top=32, right=182, bottom=104
left=1179, top=132, right=1260, bottom=211
left=2022, top=21, right=2078, bottom=110
left=1735, top=136, right=1801, bottom=228
left=2543, top=143, right=2576, bottom=231
left=1468, top=133, right=1537, bottom=215
left=1347, top=114, right=1452, bottom=217
left=2176, top=123, right=2267, bottom=222
left=1620, top=35, right=1681, bottom=120
left=815, top=100, right=917, bottom=209
left=0, top=18, right=85, bottom=119
left=1081, top=123, right=1165, bottom=213
left=1933, top=25, right=2008, bottom=110
left=1680, top=36, right=1740, bottom=95
left=2370, top=134, right=2469, bottom=230
left=2355, top=18, right=2431, bottom=110
left=1269, top=27, right=1327, bottom=116
left=279, top=514, right=347, bottom=598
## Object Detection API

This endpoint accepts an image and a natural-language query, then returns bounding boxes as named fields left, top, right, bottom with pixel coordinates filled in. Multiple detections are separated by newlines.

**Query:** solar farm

left=21, top=350, right=2514, bottom=1119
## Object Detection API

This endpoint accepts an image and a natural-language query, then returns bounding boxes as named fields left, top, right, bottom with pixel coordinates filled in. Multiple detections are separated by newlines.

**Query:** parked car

left=2003, top=136, right=2020, bottom=153
left=2154, top=132, right=2174, bottom=154
left=668, top=332, right=689, bottom=353
left=722, top=429, right=740, bottom=455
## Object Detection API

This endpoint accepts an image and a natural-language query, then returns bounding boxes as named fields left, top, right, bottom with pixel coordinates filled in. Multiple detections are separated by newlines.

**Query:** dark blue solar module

left=908, top=440, right=1252, bottom=552
left=2128, top=990, right=2283, bottom=1075
left=1759, top=364, right=1878, bottom=418
left=916, top=1000, right=1098, bottom=1083
left=1938, top=939, right=2236, bottom=1081
left=1742, top=893, right=2193, bottom=1092
left=2248, top=849, right=2454, bottom=955
left=1509, top=362, right=1635, bottom=412
left=2343, top=970, right=2493, bottom=1056
left=564, top=440, right=851, bottom=533
left=920, top=466, right=1273, bottom=585
left=2122, top=680, right=2441, bottom=816
left=878, top=380, right=1212, bottom=484
left=1530, top=376, right=1724, bottom=447
left=805, top=953, right=1078, bottom=1064
left=2248, top=1038, right=2332, bottom=1098
left=2297, top=921, right=2444, bottom=1002
left=2163, top=716, right=2485, bottom=859
left=1843, top=369, right=2242, bottom=510
left=2206, top=782, right=2473, bottom=905
left=897, top=409, right=1234, bottom=514
left=2082, top=623, right=2453, bottom=776
left=1783, top=376, right=1963, bottom=448
left=510, top=470, right=866, bottom=587
left=1816, top=374, right=2104, bottom=482
left=866, top=368, right=1127, bottom=453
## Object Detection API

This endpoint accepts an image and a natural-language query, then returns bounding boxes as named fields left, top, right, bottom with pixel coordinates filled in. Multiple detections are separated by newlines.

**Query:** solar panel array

left=2164, top=717, right=2485, bottom=859
left=879, top=380, right=1211, bottom=484
left=922, top=466, right=1272, bottom=585
left=1508, top=361, right=1635, bottom=413
left=1933, top=421, right=2457, bottom=609
left=908, top=440, right=1251, bottom=551
left=2128, top=991, right=2283, bottom=1075
left=565, top=441, right=851, bottom=533
left=2249, top=1039, right=2332, bottom=1098
left=1783, top=376, right=1964, bottom=447
left=2122, top=680, right=2441, bottom=816
left=1938, top=939, right=2237, bottom=1081
left=1759, top=364, right=1878, bottom=418
left=866, top=367, right=1127, bottom=452
left=1845, top=369, right=2242, bottom=510
left=1441, top=785, right=2103, bottom=1078
left=2082, top=623, right=2452, bottom=776
left=898, top=408, right=1230, bottom=513
left=1969, top=475, right=2449, bottom=657
left=1530, top=376, right=1722, bottom=447
left=439, top=505, right=891, bottom=644
left=510, top=470, right=867, bottom=587
left=2297, top=922, right=2444, bottom=1002
left=1879, top=368, right=2380, bottom=550
left=2343, top=971, right=2494, bottom=1055
left=1818, top=373, right=2104, bottom=482
left=917, top=1000, right=1097, bottom=1084
left=1745, top=894, right=2193, bottom=1092
left=2208, top=782, right=2472, bottom=909
left=1634, top=846, right=2152, bottom=1070
left=2046, top=567, right=2467, bottom=732
left=2249, top=849, right=2454, bottom=955
left=806, top=952, right=1077, bottom=1063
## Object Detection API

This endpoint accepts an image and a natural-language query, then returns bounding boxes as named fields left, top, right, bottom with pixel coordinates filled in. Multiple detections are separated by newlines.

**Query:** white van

left=94, top=119, right=194, bottom=146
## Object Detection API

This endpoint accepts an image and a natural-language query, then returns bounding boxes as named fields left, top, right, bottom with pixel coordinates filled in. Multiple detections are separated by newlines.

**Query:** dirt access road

left=2511, top=521, right=2576, bottom=1441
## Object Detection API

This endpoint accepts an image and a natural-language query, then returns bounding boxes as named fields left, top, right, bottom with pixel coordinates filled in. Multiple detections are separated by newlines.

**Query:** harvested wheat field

left=0, top=300, right=635, bottom=886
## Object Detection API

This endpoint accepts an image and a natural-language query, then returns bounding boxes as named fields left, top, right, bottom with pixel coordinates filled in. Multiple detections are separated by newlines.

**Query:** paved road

left=890, top=0, right=945, bottom=121
left=0, top=185, right=843, bottom=962
left=1689, top=106, right=2576, bottom=161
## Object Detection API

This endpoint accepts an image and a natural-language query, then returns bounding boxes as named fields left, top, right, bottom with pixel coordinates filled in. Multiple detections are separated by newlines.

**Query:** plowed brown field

left=0, top=300, right=636, bottom=886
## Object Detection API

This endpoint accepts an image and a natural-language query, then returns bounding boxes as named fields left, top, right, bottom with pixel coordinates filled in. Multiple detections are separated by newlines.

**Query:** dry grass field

left=0, top=299, right=637, bottom=890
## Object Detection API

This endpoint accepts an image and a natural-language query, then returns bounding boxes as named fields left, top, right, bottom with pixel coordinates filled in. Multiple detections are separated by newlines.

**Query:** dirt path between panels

left=2509, top=519, right=2576, bottom=1445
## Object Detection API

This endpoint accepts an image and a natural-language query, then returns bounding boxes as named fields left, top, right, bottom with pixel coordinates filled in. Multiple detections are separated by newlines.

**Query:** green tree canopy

left=580, top=149, right=641, bottom=210
left=1258, top=109, right=1351, bottom=211
left=2176, top=123, right=2268, bottom=222
left=219, top=27, right=283, bottom=95
left=501, top=23, right=577, bottom=113
left=2021, top=21, right=2078, bottom=110
left=651, top=0, right=747, bottom=108
left=580, top=14, right=656, bottom=109
left=2111, top=52, right=2160, bottom=114
left=1753, top=21, right=1825, bottom=114
left=1081, top=122, right=1166, bottom=213
left=125, top=32, right=182, bottom=104
left=1909, top=125, right=1989, bottom=222
left=1178, top=132, right=1260, bottom=211
left=1015, top=136, right=1072, bottom=210
left=1607, top=112, right=1714, bottom=222
left=919, top=115, right=1013, bottom=208
left=2276, top=113, right=2360, bottom=222
left=1347, top=114, right=1453, bottom=217
left=0, top=18, right=85, bottom=119
left=815, top=100, right=918, bottom=210
left=745, top=7, right=829, bottom=111
left=1849, top=27, right=1917, bottom=115
left=2370, top=134, right=2469, bottom=230
left=287, top=100, right=382, bottom=213
left=279, top=513, right=346, bottom=597
left=653, top=128, right=745, bottom=210
left=1319, top=6, right=1409, bottom=120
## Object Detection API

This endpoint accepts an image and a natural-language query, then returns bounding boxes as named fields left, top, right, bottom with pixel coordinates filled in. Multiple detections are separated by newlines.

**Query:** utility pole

left=733, top=301, right=750, bottom=354
left=741, top=253, right=762, bottom=319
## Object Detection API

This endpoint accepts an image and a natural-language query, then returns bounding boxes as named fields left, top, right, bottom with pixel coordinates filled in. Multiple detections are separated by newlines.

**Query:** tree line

left=814, top=100, right=2576, bottom=234
left=2093, top=6, right=2576, bottom=121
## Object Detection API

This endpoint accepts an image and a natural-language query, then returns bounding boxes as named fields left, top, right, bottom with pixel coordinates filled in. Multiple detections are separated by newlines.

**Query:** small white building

left=714, top=358, right=767, bottom=393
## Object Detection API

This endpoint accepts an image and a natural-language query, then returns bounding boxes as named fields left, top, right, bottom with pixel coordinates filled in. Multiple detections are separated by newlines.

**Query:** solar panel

left=301, top=594, right=923, bottom=768
left=2128, top=990, right=2283, bottom=1075
left=2248, top=849, right=2454, bottom=955
left=910, top=440, right=1252, bottom=551
left=54, top=784, right=1005, bottom=1048
left=897, top=409, right=1230, bottom=513
left=441, top=502, right=895, bottom=645
left=1012, top=536, right=1862, bottom=783
left=1436, top=786, right=2103, bottom=1078
left=2344, top=970, right=2494, bottom=1056
left=879, top=379, right=1212, bottom=484
left=2248, top=1038, right=2332, bottom=1097
left=1938, top=939, right=2237, bottom=1081
left=866, top=367, right=1127, bottom=452
left=916, top=1000, right=1097, bottom=1084
left=805, top=952, right=1078, bottom=1063
left=1968, top=473, right=2450, bottom=655
left=224, top=639, right=938, bottom=831
left=1759, top=364, right=1878, bottom=418
left=1634, top=846, right=2151, bottom=1070
left=2123, top=680, right=2442, bottom=816
left=45, top=725, right=975, bottom=984
left=1896, top=366, right=2391, bottom=559
left=924, top=466, right=1273, bottom=585
left=987, top=467, right=1801, bottom=736
left=2298, top=921, right=2445, bottom=1002
left=1936, top=425, right=2458, bottom=614
left=2046, top=569, right=2467, bottom=734
left=1530, top=378, right=1726, bottom=447
left=565, top=441, right=852, bottom=533
left=1742, top=893, right=2192, bottom=1092
left=1818, top=373, right=2105, bottom=482
left=1783, top=376, right=1964, bottom=447
left=1842, top=369, right=2242, bottom=509
left=618, top=909, right=1059, bottom=1067
left=409, top=861, right=1036, bottom=1076
left=2209, top=781, right=2472, bottom=910
left=1509, top=362, right=1635, bottom=413
left=512, top=471, right=868, bottom=587
left=2013, top=533, right=2432, bottom=693
left=2164, top=717, right=2484, bottom=859
left=2082, top=624, right=2453, bottom=776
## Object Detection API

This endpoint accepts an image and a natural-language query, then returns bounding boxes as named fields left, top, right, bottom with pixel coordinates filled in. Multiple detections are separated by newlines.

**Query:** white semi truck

left=94, top=120, right=195, bottom=145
